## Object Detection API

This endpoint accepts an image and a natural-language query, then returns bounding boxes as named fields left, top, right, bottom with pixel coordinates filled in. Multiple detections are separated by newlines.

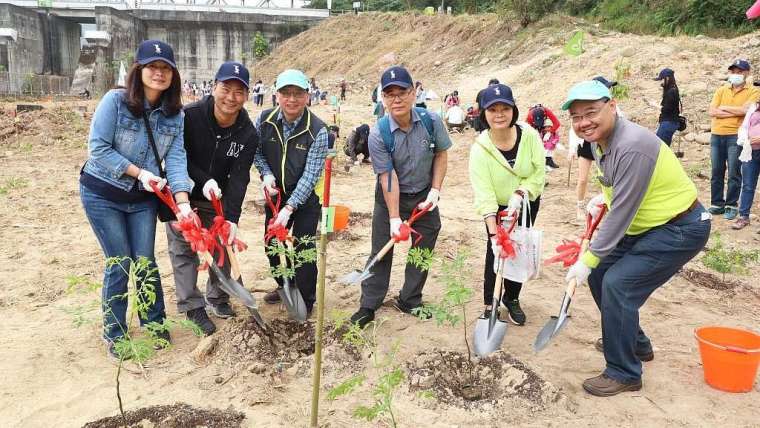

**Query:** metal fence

left=0, top=72, right=71, bottom=96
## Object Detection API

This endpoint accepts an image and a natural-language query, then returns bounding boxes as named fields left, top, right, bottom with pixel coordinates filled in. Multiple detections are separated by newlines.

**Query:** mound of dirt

left=1, top=106, right=88, bottom=145
left=407, top=349, right=567, bottom=411
left=679, top=268, right=741, bottom=291
left=83, top=403, right=245, bottom=428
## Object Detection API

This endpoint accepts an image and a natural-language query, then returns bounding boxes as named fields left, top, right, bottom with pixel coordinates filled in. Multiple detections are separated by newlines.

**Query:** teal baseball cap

left=561, top=80, right=612, bottom=110
left=275, top=69, right=309, bottom=91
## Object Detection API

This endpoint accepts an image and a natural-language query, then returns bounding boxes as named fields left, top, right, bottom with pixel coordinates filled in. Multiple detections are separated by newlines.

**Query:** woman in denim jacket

left=79, top=40, right=194, bottom=358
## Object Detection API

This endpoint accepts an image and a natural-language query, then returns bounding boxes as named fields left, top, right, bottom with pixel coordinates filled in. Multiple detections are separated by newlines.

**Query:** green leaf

left=327, top=375, right=366, bottom=400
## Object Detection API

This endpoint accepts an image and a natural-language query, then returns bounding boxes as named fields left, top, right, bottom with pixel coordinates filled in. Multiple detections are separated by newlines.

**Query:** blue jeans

left=739, top=149, right=760, bottom=217
left=710, top=134, right=742, bottom=208
left=588, top=204, right=710, bottom=383
left=656, top=120, right=679, bottom=146
left=80, top=184, right=166, bottom=342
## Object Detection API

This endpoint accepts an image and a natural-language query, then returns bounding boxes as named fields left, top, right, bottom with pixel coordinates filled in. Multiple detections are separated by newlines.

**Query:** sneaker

left=152, top=329, right=171, bottom=350
left=503, top=299, right=526, bottom=325
left=582, top=373, right=642, bottom=397
left=481, top=307, right=493, bottom=319
left=708, top=205, right=725, bottom=215
left=349, top=307, right=375, bottom=329
left=186, top=307, right=217, bottom=336
left=106, top=339, right=132, bottom=361
left=547, top=158, right=560, bottom=169
left=206, top=301, right=236, bottom=319
left=724, top=207, right=738, bottom=220
left=394, top=298, right=432, bottom=320
left=732, top=216, right=750, bottom=230
left=595, top=337, right=654, bottom=362
left=264, top=289, right=281, bottom=304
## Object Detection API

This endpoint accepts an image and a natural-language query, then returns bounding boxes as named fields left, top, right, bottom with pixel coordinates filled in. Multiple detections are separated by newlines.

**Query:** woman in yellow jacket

left=468, top=84, right=546, bottom=325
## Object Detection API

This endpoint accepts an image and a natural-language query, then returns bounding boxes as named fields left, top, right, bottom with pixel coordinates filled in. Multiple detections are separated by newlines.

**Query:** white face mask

left=728, top=73, right=745, bottom=86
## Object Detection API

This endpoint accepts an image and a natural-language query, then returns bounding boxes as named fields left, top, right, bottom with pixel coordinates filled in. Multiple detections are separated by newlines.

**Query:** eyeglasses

left=382, top=90, right=411, bottom=103
left=278, top=89, right=307, bottom=99
left=569, top=101, right=609, bottom=124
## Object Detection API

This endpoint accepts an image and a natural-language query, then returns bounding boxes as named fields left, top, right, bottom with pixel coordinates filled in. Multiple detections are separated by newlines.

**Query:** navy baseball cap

left=215, top=61, right=250, bottom=88
left=136, top=40, right=176, bottom=69
left=592, top=76, right=618, bottom=88
left=480, top=84, right=516, bottom=110
left=654, top=68, right=674, bottom=81
left=729, top=59, right=751, bottom=71
left=380, top=66, right=413, bottom=91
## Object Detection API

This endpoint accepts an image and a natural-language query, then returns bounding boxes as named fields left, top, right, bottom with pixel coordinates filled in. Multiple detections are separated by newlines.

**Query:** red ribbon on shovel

left=494, top=210, right=518, bottom=260
left=545, top=204, right=608, bottom=267
left=393, top=205, right=430, bottom=245
left=263, top=188, right=290, bottom=243
left=209, top=191, right=248, bottom=252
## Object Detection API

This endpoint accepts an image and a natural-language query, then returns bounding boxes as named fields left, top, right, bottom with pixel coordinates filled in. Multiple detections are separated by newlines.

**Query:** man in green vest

left=254, top=69, right=329, bottom=315
left=562, top=80, right=711, bottom=397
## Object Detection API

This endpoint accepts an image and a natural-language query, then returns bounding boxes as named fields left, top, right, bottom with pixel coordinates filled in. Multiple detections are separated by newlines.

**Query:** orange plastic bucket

left=694, top=326, right=760, bottom=393
left=332, top=205, right=350, bottom=231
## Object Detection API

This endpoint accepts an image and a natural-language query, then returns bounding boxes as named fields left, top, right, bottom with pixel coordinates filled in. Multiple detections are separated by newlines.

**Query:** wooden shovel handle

left=226, top=245, right=241, bottom=280
left=375, top=238, right=396, bottom=262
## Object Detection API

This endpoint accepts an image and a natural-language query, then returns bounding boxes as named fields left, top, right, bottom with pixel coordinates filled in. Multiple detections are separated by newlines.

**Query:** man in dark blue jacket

left=166, top=62, right=257, bottom=335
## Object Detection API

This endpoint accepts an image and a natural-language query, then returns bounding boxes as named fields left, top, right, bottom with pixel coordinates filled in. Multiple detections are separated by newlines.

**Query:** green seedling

left=611, top=58, right=631, bottom=101
left=266, top=235, right=317, bottom=281
left=702, top=233, right=760, bottom=282
left=0, top=177, right=28, bottom=195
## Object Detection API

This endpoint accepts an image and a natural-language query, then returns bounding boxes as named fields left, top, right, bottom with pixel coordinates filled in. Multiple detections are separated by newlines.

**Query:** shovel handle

left=226, top=245, right=241, bottom=280
left=375, top=238, right=396, bottom=263
left=565, top=277, right=577, bottom=298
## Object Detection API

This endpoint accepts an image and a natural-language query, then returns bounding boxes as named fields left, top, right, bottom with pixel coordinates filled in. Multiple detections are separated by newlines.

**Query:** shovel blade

left=473, top=316, right=508, bottom=357
left=208, top=262, right=266, bottom=329
left=338, top=269, right=373, bottom=285
left=534, top=316, right=559, bottom=353
left=278, top=278, right=308, bottom=323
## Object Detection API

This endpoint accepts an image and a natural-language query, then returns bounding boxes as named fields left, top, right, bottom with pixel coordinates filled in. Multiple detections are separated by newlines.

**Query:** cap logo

left=390, top=70, right=396, bottom=79
left=234, top=65, right=240, bottom=75
left=494, top=87, right=501, bottom=96
left=154, top=44, right=161, bottom=54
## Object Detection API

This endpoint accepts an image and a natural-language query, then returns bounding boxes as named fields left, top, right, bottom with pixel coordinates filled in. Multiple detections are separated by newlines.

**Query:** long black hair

left=124, top=62, right=183, bottom=117
left=662, top=75, right=678, bottom=92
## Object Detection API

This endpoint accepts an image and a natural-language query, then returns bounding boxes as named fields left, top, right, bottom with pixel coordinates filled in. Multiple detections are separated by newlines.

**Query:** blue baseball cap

left=654, top=68, right=674, bottom=81
left=479, top=84, right=516, bottom=110
left=592, top=75, right=618, bottom=88
left=729, top=59, right=751, bottom=71
left=215, top=61, right=250, bottom=88
left=275, top=69, right=309, bottom=91
left=136, top=40, right=176, bottom=69
left=562, top=80, right=612, bottom=110
left=380, top=66, right=413, bottom=91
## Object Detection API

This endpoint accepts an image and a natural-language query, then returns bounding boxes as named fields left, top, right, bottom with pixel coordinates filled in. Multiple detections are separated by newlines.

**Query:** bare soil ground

left=1, top=13, right=759, bottom=428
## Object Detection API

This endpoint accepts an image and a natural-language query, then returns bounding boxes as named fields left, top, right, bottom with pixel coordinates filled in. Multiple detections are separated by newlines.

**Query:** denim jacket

left=82, top=89, right=193, bottom=194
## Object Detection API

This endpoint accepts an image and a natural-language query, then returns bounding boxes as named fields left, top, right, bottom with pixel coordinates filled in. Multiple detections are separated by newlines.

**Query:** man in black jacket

left=344, top=123, right=371, bottom=171
left=166, top=62, right=257, bottom=335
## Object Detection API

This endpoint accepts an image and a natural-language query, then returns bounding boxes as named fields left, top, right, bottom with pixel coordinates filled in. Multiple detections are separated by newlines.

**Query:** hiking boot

left=152, top=329, right=172, bottom=350
left=264, top=288, right=281, bottom=304
left=503, top=299, right=526, bottom=325
left=186, top=307, right=216, bottom=336
left=724, top=206, right=738, bottom=220
left=349, top=307, right=375, bottom=329
left=582, top=373, right=642, bottom=397
left=394, top=298, right=432, bottom=320
left=106, top=339, right=132, bottom=361
left=206, top=300, right=236, bottom=319
left=547, top=157, right=560, bottom=169
left=732, top=216, right=750, bottom=230
left=595, top=337, right=654, bottom=362
left=708, top=205, right=725, bottom=215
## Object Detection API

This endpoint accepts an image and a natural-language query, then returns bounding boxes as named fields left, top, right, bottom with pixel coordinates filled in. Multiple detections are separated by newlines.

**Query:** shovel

left=675, top=134, right=684, bottom=158
left=473, top=258, right=508, bottom=357
left=277, top=240, right=308, bottom=323
left=534, top=206, right=607, bottom=352
left=339, top=205, right=430, bottom=285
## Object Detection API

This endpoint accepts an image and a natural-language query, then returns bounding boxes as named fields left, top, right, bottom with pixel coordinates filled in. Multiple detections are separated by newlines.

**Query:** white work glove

left=417, top=188, right=440, bottom=211
left=586, top=194, right=606, bottom=222
left=137, top=169, right=166, bottom=193
left=273, top=205, right=293, bottom=227
left=177, top=202, right=193, bottom=220
left=261, top=174, right=278, bottom=196
left=226, top=221, right=237, bottom=245
left=202, top=179, right=222, bottom=201
left=353, top=160, right=361, bottom=166
left=490, top=236, right=505, bottom=259
left=389, top=217, right=403, bottom=239
left=505, top=191, right=524, bottom=219
left=565, top=259, right=592, bottom=286
left=543, top=132, right=552, bottom=142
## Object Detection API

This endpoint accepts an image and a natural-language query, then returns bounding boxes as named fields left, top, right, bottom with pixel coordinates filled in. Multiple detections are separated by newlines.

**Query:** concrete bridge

left=0, top=1, right=329, bottom=94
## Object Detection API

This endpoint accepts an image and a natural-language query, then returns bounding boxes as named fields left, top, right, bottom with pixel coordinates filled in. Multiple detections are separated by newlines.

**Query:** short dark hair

left=124, top=62, right=183, bottom=117
left=479, top=104, right=519, bottom=130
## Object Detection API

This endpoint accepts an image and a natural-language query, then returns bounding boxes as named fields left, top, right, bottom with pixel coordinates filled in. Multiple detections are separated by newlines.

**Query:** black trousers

left=360, top=182, right=441, bottom=310
left=264, top=192, right=320, bottom=308
left=483, top=197, right=540, bottom=305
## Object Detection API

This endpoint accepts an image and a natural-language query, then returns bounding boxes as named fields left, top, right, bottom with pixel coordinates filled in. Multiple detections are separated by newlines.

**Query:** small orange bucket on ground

left=332, top=205, right=350, bottom=231
left=694, top=326, right=760, bottom=393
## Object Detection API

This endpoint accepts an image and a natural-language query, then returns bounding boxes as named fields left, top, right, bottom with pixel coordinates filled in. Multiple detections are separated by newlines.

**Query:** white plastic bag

left=493, top=201, right=543, bottom=283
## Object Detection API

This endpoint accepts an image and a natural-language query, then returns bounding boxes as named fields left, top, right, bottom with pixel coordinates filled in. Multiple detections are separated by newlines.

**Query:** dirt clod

left=83, top=402, right=245, bottom=428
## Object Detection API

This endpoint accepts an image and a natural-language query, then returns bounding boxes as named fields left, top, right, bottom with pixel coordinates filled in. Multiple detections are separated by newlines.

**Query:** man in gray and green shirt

left=562, top=80, right=711, bottom=397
